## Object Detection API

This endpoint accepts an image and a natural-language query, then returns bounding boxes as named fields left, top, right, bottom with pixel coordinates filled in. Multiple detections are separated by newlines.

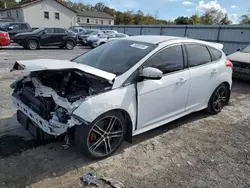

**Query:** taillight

left=225, top=59, right=233, bottom=70
left=3, top=32, right=8, bottom=38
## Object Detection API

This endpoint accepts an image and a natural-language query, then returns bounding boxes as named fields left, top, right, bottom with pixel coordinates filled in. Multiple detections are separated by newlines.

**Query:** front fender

left=73, top=84, right=137, bottom=129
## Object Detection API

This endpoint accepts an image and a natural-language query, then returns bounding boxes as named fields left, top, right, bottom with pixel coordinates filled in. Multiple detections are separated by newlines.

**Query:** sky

left=72, top=0, right=250, bottom=23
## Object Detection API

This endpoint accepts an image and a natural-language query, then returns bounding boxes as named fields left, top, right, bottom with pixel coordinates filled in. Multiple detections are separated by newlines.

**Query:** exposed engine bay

left=11, top=69, right=112, bottom=136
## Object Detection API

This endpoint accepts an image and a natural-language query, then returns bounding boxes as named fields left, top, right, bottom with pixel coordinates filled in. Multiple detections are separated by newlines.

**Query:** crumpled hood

left=228, top=52, right=250, bottom=63
left=11, top=59, right=116, bottom=82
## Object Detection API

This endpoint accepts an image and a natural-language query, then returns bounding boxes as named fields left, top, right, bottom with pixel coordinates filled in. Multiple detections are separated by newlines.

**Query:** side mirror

left=42, top=31, right=46, bottom=35
left=7, top=26, right=14, bottom=31
left=237, top=48, right=241, bottom=51
left=140, top=67, right=163, bottom=80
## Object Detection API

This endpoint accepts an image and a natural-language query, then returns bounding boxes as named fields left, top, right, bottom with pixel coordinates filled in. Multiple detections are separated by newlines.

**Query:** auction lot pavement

left=0, top=45, right=250, bottom=188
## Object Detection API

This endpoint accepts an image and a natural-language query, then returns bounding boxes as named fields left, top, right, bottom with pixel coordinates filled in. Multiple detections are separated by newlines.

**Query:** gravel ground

left=0, top=45, right=250, bottom=188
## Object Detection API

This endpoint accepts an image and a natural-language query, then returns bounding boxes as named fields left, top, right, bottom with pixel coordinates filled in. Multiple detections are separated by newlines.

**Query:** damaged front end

left=11, top=61, right=113, bottom=139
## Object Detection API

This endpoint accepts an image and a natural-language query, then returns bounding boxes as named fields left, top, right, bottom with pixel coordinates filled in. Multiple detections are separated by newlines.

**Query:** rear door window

left=185, top=44, right=212, bottom=67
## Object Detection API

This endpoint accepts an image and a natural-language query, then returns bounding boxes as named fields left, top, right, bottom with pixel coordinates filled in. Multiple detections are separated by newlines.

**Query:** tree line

left=0, top=0, right=250, bottom=25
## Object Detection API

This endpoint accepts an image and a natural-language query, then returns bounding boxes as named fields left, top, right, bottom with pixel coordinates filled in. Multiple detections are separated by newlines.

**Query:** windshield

left=241, top=45, right=250, bottom=53
left=73, top=40, right=156, bottom=75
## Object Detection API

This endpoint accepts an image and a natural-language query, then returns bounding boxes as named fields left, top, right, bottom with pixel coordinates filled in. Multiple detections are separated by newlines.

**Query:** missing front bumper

left=17, top=110, right=54, bottom=141
left=12, top=97, right=69, bottom=136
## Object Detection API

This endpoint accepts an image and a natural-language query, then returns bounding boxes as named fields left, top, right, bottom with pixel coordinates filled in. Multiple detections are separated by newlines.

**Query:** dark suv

left=0, top=22, right=32, bottom=40
left=13, top=27, right=77, bottom=50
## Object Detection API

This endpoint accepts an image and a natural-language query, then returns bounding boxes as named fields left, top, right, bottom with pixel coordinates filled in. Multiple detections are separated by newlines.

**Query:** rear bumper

left=87, top=40, right=98, bottom=48
left=233, top=68, right=250, bottom=80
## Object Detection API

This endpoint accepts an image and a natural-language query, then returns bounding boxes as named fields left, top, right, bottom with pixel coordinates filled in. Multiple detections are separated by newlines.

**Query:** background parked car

left=86, top=30, right=118, bottom=46
left=88, top=33, right=128, bottom=48
left=0, top=31, right=10, bottom=47
left=0, top=22, right=32, bottom=40
left=228, top=44, right=250, bottom=80
left=78, top=29, right=102, bottom=45
left=69, top=26, right=86, bottom=34
left=13, top=27, right=77, bottom=50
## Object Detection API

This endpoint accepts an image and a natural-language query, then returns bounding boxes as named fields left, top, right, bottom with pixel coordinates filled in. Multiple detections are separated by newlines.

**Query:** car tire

left=65, top=40, right=75, bottom=50
left=100, top=42, right=105, bottom=45
left=207, top=83, right=230, bottom=114
left=27, top=39, right=39, bottom=50
left=74, top=111, right=127, bottom=159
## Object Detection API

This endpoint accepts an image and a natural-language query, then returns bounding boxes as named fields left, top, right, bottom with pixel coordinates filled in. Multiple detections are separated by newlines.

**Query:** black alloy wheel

left=88, top=116, right=124, bottom=156
left=75, top=111, right=126, bottom=159
left=207, top=83, right=229, bottom=114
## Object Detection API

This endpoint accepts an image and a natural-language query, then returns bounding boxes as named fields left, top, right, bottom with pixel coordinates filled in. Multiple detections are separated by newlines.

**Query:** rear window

left=208, top=47, right=222, bottom=61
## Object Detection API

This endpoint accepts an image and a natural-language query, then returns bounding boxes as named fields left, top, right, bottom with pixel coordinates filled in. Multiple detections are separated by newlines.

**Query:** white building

left=0, top=0, right=115, bottom=28
left=76, top=10, right=114, bottom=26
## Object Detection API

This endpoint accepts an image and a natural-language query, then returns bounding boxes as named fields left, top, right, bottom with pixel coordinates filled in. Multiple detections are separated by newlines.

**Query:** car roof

left=124, top=35, right=182, bottom=44
left=123, top=35, right=223, bottom=49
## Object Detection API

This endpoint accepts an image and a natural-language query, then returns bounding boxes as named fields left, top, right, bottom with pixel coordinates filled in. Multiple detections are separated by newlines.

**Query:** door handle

left=176, top=78, right=187, bottom=84
left=211, top=69, right=218, bottom=75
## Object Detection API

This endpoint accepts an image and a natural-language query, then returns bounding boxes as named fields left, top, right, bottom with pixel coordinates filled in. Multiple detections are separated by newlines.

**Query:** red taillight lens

left=225, top=59, right=233, bottom=70
left=3, top=32, right=8, bottom=38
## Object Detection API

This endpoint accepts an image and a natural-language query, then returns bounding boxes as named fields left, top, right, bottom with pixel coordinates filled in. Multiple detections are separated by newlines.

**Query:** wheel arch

left=25, top=37, right=40, bottom=47
left=110, top=109, right=133, bottom=143
left=75, top=108, right=133, bottom=143
left=222, top=81, right=230, bottom=91
left=66, top=38, right=76, bottom=46
left=221, top=81, right=231, bottom=102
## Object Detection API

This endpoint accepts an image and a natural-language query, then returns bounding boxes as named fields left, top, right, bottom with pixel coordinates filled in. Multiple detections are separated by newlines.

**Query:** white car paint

left=12, top=36, right=232, bottom=138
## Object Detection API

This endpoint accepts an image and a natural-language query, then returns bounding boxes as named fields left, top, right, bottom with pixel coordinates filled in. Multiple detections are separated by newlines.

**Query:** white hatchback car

left=11, top=36, right=233, bottom=159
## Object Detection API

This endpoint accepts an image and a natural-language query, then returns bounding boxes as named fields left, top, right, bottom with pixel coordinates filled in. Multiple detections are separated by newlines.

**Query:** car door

left=40, top=28, right=56, bottom=46
left=137, top=44, right=191, bottom=129
left=54, top=28, right=67, bottom=45
left=184, top=44, right=219, bottom=112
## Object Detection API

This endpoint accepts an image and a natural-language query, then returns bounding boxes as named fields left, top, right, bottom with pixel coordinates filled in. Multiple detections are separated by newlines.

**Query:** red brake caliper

left=90, top=132, right=96, bottom=141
